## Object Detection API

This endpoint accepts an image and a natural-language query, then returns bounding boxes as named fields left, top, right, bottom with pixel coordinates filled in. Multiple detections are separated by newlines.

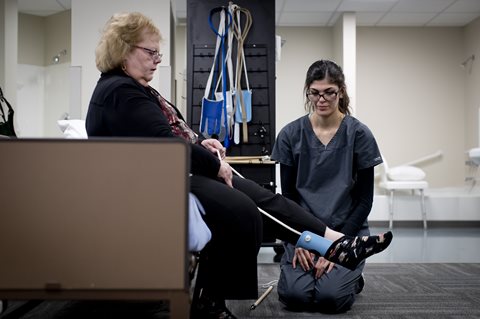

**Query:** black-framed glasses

left=306, top=89, right=338, bottom=102
left=133, top=45, right=163, bottom=60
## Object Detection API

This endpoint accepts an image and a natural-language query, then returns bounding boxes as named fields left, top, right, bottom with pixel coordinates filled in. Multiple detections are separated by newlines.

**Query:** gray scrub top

left=271, top=114, right=382, bottom=229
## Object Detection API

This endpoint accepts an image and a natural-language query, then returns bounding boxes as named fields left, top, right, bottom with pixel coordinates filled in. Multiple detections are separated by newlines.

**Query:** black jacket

left=86, top=68, right=220, bottom=178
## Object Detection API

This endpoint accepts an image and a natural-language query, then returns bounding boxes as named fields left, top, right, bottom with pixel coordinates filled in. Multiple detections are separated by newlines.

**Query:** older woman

left=86, top=12, right=392, bottom=319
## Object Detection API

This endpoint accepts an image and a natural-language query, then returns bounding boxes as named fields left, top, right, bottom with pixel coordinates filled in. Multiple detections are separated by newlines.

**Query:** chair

left=0, top=138, right=191, bottom=318
left=378, top=155, right=428, bottom=229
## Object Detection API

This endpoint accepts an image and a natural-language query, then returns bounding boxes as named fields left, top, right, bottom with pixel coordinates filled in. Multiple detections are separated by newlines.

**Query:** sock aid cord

left=217, top=150, right=301, bottom=236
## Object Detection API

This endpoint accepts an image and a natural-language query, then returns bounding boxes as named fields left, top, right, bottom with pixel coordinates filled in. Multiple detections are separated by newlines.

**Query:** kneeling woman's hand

left=314, top=257, right=335, bottom=279
left=293, top=247, right=315, bottom=271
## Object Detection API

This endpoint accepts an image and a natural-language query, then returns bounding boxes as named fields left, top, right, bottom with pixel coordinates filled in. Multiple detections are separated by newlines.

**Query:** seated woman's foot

left=190, top=295, right=237, bottom=319
left=325, top=231, right=393, bottom=270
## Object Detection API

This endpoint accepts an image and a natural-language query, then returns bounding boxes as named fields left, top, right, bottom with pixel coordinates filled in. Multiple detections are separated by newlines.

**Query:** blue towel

left=188, top=193, right=212, bottom=252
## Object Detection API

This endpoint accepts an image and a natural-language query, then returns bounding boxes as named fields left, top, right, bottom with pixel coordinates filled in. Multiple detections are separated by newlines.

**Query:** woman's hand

left=292, top=247, right=315, bottom=271
left=313, top=257, right=335, bottom=279
left=217, top=160, right=233, bottom=188
left=201, top=139, right=226, bottom=159
left=202, top=139, right=231, bottom=187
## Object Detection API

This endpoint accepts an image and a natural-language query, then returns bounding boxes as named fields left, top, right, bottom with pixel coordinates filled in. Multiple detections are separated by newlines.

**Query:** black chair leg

left=190, top=252, right=204, bottom=318
left=0, top=300, right=43, bottom=319
left=0, top=300, right=6, bottom=314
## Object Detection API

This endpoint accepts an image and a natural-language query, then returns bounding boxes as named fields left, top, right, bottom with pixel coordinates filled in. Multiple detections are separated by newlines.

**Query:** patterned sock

left=325, top=231, right=393, bottom=270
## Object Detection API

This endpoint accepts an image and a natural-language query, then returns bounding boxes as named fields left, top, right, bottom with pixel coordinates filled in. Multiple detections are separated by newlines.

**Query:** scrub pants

left=190, top=175, right=330, bottom=300
left=277, top=227, right=369, bottom=313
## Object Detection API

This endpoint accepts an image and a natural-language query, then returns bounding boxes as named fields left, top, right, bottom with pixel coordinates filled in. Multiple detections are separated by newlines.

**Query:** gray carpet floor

left=228, top=263, right=480, bottom=319
left=1, top=263, right=479, bottom=318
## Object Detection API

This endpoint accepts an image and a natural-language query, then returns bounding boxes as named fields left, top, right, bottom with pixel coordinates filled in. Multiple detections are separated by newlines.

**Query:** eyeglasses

left=133, top=45, right=163, bottom=61
left=306, top=89, right=338, bottom=102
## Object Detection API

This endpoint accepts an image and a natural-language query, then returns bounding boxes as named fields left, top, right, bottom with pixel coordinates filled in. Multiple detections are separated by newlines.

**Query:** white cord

left=260, top=280, right=278, bottom=288
left=217, top=150, right=301, bottom=236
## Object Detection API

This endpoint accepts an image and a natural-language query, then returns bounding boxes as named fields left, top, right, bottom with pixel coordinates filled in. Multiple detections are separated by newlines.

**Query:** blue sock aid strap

left=295, top=231, right=332, bottom=256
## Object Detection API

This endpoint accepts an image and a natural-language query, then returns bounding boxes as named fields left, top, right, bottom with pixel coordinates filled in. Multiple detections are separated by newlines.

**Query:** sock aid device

left=295, top=231, right=333, bottom=256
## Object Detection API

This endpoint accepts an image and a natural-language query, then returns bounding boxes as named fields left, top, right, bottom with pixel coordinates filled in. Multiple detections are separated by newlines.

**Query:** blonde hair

left=95, top=12, right=162, bottom=73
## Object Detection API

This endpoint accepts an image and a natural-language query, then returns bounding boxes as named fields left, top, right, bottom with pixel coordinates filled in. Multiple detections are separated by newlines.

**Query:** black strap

left=0, top=86, right=16, bottom=137
left=0, top=86, right=7, bottom=122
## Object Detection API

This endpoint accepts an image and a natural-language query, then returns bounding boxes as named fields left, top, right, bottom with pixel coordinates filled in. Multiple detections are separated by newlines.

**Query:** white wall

left=18, top=13, right=44, bottom=66
left=16, top=63, right=70, bottom=137
left=273, top=23, right=479, bottom=189
left=1, top=0, right=18, bottom=110
left=464, top=17, right=480, bottom=150
left=44, top=63, right=70, bottom=137
left=275, top=27, right=334, bottom=133
left=0, top=0, right=3, bottom=89
left=71, top=0, right=172, bottom=118
left=15, top=11, right=70, bottom=137
left=16, top=64, right=45, bottom=137
left=357, top=27, right=466, bottom=188
left=14, top=1, right=174, bottom=137
left=44, top=10, right=71, bottom=67
left=337, top=13, right=356, bottom=114
left=174, top=24, right=187, bottom=116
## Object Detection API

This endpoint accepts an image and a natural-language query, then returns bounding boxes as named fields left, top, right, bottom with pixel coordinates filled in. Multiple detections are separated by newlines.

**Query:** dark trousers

left=190, top=175, right=329, bottom=300
left=190, top=175, right=262, bottom=300
left=232, top=176, right=328, bottom=243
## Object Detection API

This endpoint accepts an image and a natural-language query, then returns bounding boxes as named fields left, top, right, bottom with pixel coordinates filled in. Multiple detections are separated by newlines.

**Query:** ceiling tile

left=355, top=12, right=386, bottom=26
left=445, top=0, right=480, bottom=13
left=427, top=12, right=480, bottom=26
left=391, top=0, right=455, bottom=13
left=326, top=11, right=342, bottom=26
left=278, top=12, right=333, bottom=26
left=377, top=12, right=438, bottom=26
left=338, top=0, right=397, bottom=12
left=17, top=0, right=480, bottom=27
left=282, top=0, right=341, bottom=11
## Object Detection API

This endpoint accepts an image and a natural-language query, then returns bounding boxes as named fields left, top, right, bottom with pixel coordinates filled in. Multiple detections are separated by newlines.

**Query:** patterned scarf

left=151, top=88, right=198, bottom=144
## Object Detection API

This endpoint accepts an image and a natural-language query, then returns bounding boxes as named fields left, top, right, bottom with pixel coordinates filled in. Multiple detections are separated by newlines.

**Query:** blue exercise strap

left=200, top=7, right=232, bottom=147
